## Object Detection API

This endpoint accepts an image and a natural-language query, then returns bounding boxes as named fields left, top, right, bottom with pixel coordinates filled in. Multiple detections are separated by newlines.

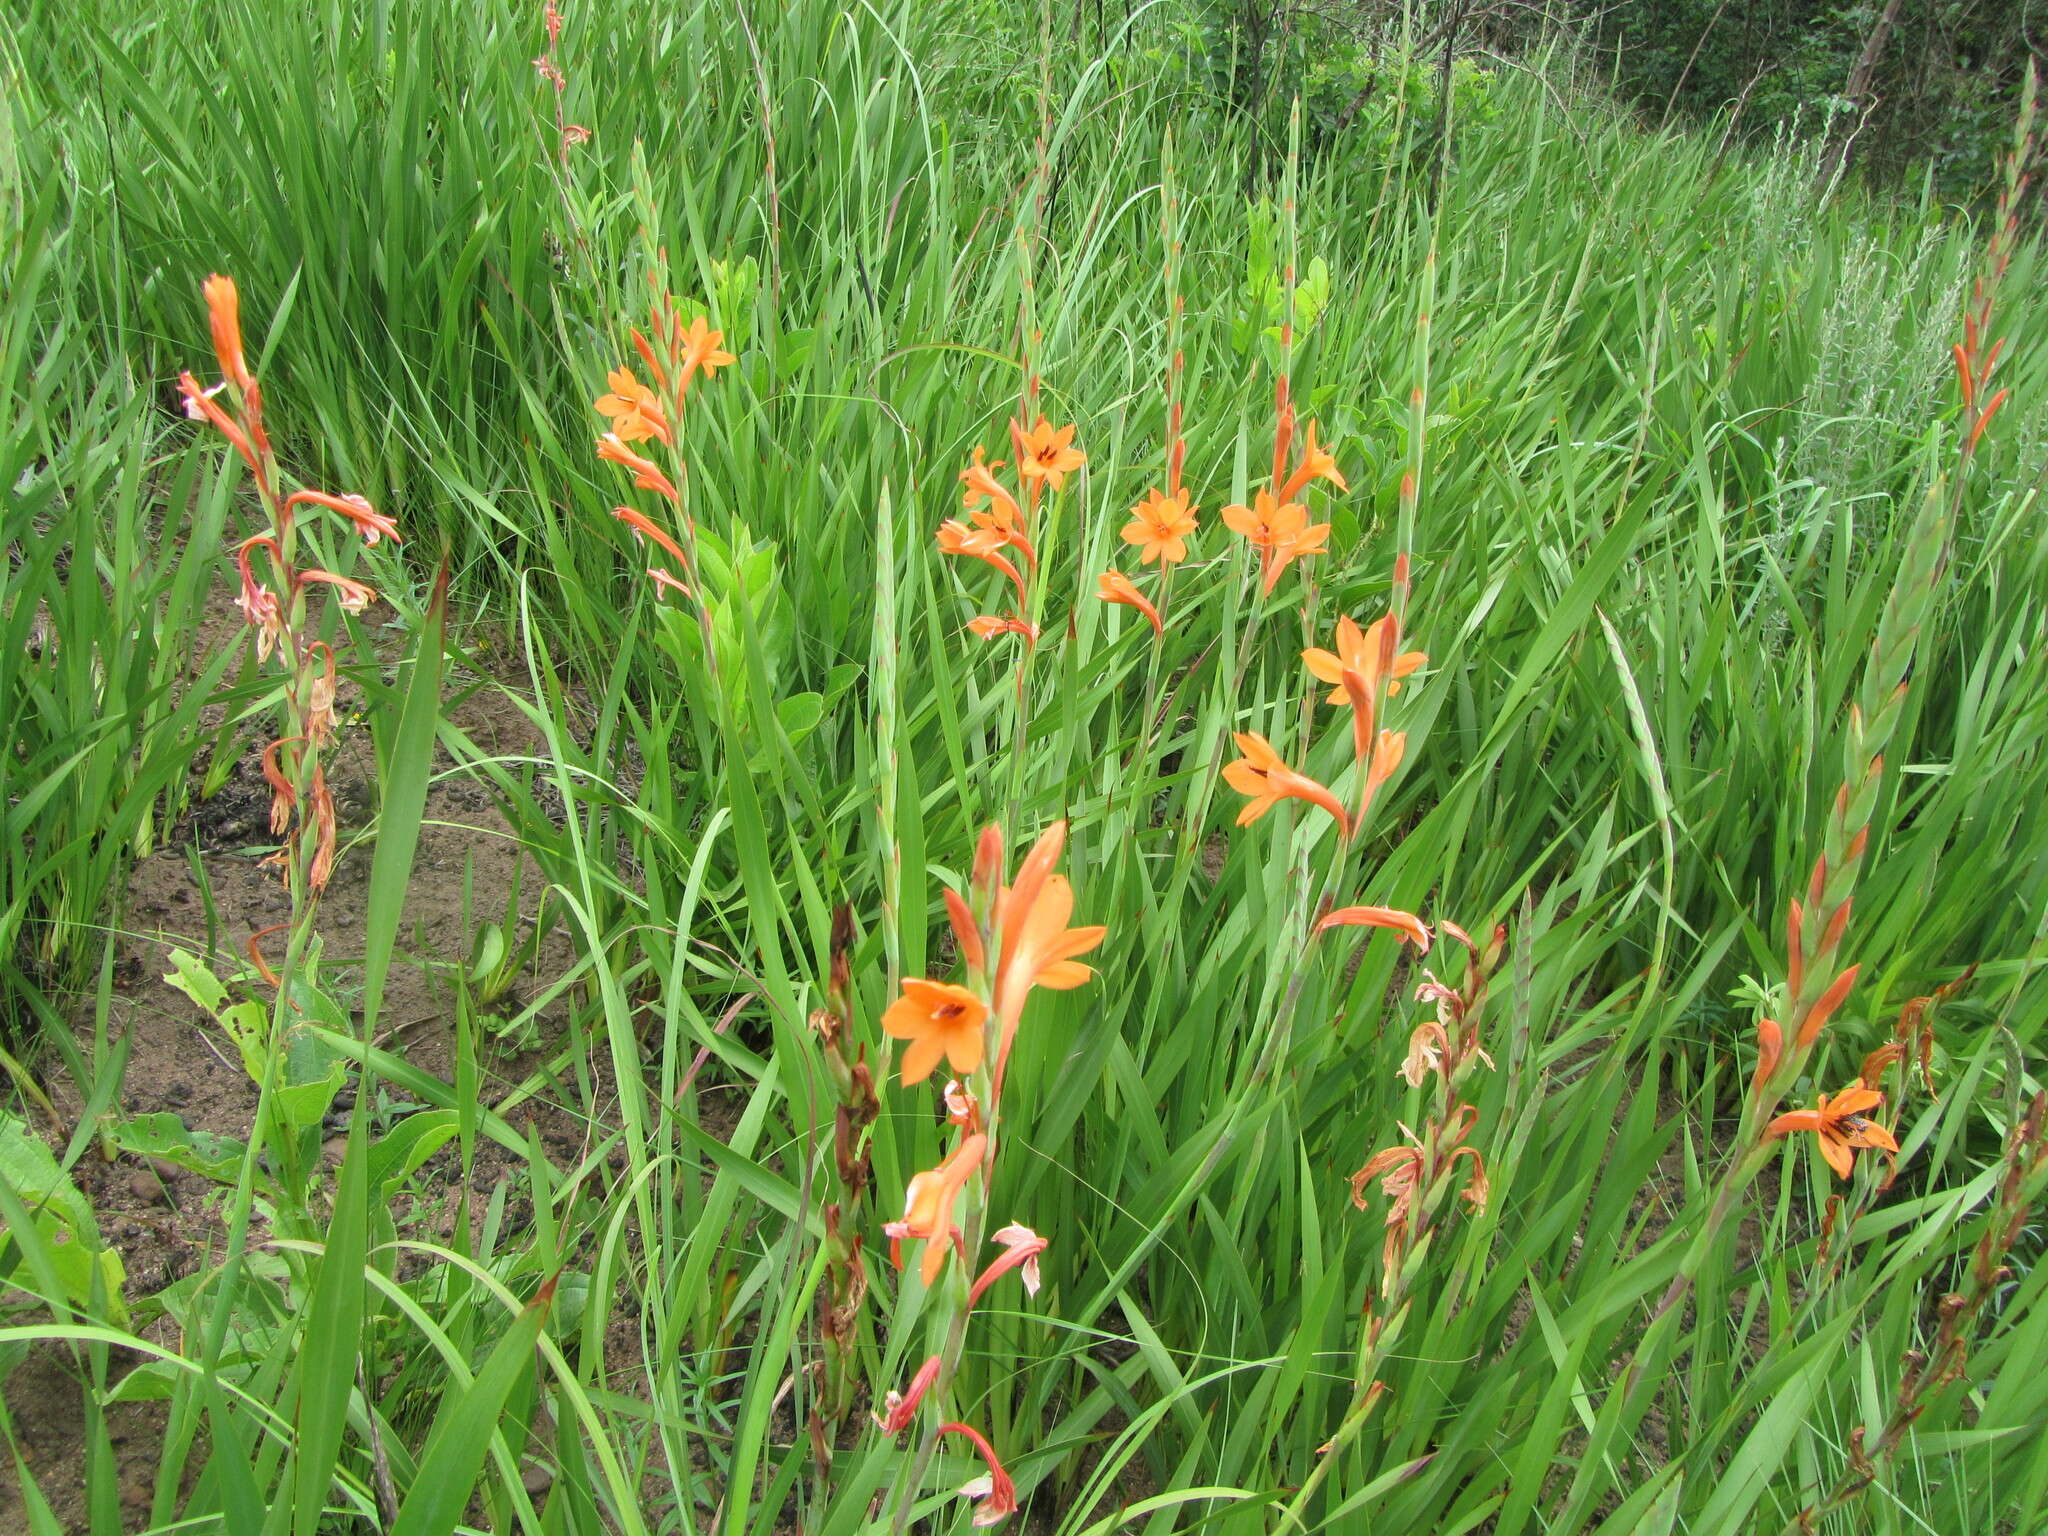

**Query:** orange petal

left=1314, top=905, right=1431, bottom=952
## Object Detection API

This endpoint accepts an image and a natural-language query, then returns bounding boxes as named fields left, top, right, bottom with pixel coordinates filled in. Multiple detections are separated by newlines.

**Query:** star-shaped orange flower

left=1013, top=416, right=1086, bottom=492
left=1766, top=1086, right=1899, bottom=1180
left=1121, top=488, right=1198, bottom=565
left=882, top=979, right=991, bottom=1085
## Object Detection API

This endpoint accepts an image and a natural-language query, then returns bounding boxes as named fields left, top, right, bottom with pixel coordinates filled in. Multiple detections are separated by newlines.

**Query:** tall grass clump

left=3, top=3, right=2046, bottom=1533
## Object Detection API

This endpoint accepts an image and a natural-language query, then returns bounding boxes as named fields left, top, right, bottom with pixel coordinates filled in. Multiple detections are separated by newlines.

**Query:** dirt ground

left=1, top=665, right=603, bottom=1534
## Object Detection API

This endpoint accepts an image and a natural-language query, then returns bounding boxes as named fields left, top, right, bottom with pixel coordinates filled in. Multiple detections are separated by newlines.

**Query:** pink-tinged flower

left=1012, top=416, right=1086, bottom=492
left=1313, top=905, right=1430, bottom=952
left=304, top=642, right=338, bottom=746
left=177, top=371, right=266, bottom=486
left=1277, top=420, right=1346, bottom=502
left=1096, top=570, right=1161, bottom=635
left=966, top=615, right=1040, bottom=644
left=943, top=1079, right=981, bottom=1130
left=235, top=537, right=286, bottom=660
left=594, top=366, right=672, bottom=444
left=296, top=570, right=378, bottom=614
left=283, top=489, right=401, bottom=546
left=260, top=737, right=301, bottom=836
left=646, top=566, right=692, bottom=599
left=203, top=273, right=254, bottom=392
left=597, top=434, right=681, bottom=501
left=1120, top=487, right=1197, bottom=566
left=307, top=766, right=338, bottom=892
left=874, top=1354, right=942, bottom=1435
left=936, top=1422, right=1019, bottom=1526
left=677, top=317, right=736, bottom=394
left=1399, top=1021, right=1447, bottom=1088
left=882, top=979, right=991, bottom=1086
left=885, top=1134, right=987, bottom=1286
left=968, top=1223, right=1047, bottom=1307
left=1222, top=733, right=1350, bottom=834
left=1766, top=1086, right=1898, bottom=1180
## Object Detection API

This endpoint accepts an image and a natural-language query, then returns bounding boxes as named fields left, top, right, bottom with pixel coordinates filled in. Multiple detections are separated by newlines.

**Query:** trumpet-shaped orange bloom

left=283, top=489, right=401, bottom=547
left=1013, top=416, right=1086, bottom=491
left=883, top=979, right=990, bottom=1085
left=885, top=1133, right=986, bottom=1284
left=1277, top=420, right=1346, bottom=502
left=677, top=317, right=736, bottom=393
left=594, top=366, right=673, bottom=444
left=611, top=505, right=689, bottom=571
left=295, top=570, right=377, bottom=614
left=960, top=447, right=1026, bottom=532
left=597, top=434, right=681, bottom=501
left=1222, top=732, right=1350, bottom=834
left=966, top=615, right=1040, bottom=644
left=937, top=519, right=1029, bottom=609
left=986, top=824, right=1106, bottom=1062
left=1313, top=904, right=1431, bottom=952
left=1121, top=488, right=1197, bottom=566
left=1221, top=490, right=1330, bottom=593
left=1766, top=1086, right=1899, bottom=1180
left=1096, top=570, right=1162, bottom=635
left=937, top=1421, right=1019, bottom=1526
left=1303, top=615, right=1427, bottom=707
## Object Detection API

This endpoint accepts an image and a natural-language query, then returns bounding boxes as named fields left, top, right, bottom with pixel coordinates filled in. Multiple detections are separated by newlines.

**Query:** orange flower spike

left=597, top=434, right=682, bottom=501
left=1278, top=420, right=1347, bottom=502
left=1751, top=1018, right=1784, bottom=1103
left=1766, top=1086, right=1899, bottom=1180
left=1013, top=415, right=1087, bottom=493
left=203, top=274, right=254, bottom=392
left=882, top=979, right=991, bottom=1086
left=885, top=1133, right=988, bottom=1285
left=1121, top=487, right=1198, bottom=566
left=1222, top=732, right=1350, bottom=835
left=1096, top=570, right=1162, bottom=636
left=1314, top=905, right=1431, bottom=952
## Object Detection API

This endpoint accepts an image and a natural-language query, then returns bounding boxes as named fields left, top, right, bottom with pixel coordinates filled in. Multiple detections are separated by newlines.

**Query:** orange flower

left=989, top=823, right=1106, bottom=1062
left=610, top=504, right=690, bottom=571
left=1313, top=905, right=1431, bottom=952
left=283, top=489, right=401, bottom=546
left=677, top=316, right=736, bottom=393
left=203, top=274, right=254, bottom=392
left=1221, top=490, right=1330, bottom=594
left=307, top=765, right=338, bottom=892
left=594, top=366, right=672, bottom=444
left=1277, top=420, right=1346, bottom=502
left=597, top=433, right=681, bottom=501
left=295, top=570, right=378, bottom=614
left=1012, top=415, right=1086, bottom=492
left=957, top=448, right=1038, bottom=570
left=882, top=979, right=990, bottom=1085
left=884, top=1133, right=986, bottom=1285
left=937, top=1421, right=1019, bottom=1526
left=1766, top=1086, right=1899, bottom=1180
left=937, top=520, right=1029, bottom=609
left=1303, top=615, right=1427, bottom=707
left=1222, top=732, right=1350, bottom=834
left=966, top=615, right=1040, bottom=644
left=1096, top=570, right=1162, bottom=635
left=1121, top=488, right=1197, bottom=566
